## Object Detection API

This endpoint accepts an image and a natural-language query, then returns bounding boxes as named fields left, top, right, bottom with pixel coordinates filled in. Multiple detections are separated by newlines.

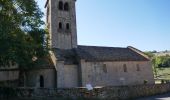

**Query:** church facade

left=0, top=0, right=154, bottom=88
left=44, top=0, right=154, bottom=88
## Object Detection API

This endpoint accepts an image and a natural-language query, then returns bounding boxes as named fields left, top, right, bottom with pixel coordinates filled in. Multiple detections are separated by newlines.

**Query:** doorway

left=40, top=75, right=44, bottom=88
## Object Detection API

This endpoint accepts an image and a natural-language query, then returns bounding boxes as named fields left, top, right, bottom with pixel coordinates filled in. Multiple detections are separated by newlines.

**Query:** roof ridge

left=78, top=45, right=126, bottom=49
left=127, top=46, right=150, bottom=60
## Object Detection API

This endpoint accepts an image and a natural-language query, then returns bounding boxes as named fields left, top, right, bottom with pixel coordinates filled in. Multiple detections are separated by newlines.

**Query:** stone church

left=0, top=0, right=154, bottom=88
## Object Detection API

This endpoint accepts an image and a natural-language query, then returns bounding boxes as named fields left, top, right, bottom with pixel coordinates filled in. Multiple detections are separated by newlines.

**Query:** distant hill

left=153, top=50, right=170, bottom=56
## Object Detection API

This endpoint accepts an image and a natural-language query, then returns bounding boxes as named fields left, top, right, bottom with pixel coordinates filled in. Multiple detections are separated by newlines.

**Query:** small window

left=59, top=22, right=62, bottom=29
left=66, top=23, right=70, bottom=30
left=64, top=2, right=69, bottom=11
left=58, top=1, right=63, bottom=10
left=123, top=64, right=127, bottom=72
left=136, top=64, right=140, bottom=71
left=103, top=64, right=107, bottom=73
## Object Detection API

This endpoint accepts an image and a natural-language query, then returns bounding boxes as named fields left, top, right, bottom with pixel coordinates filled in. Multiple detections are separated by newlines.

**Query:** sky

left=37, top=0, right=170, bottom=51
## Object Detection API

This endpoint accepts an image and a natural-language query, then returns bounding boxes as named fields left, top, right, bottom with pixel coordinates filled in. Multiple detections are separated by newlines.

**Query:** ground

left=155, top=67, right=170, bottom=84
left=136, top=92, right=170, bottom=100
left=4, top=93, right=170, bottom=100
left=156, top=68, right=170, bottom=80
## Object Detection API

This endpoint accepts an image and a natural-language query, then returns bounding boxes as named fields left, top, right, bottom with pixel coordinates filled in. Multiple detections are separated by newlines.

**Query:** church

left=0, top=0, right=154, bottom=88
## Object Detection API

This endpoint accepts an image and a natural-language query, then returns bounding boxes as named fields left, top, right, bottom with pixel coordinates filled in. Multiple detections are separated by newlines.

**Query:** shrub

left=143, top=80, right=148, bottom=84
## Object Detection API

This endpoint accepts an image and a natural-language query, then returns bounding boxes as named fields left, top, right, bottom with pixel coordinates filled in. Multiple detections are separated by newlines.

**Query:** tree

left=144, top=52, right=158, bottom=77
left=144, top=51, right=155, bottom=58
left=0, top=0, right=49, bottom=68
left=156, top=56, right=170, bottom=68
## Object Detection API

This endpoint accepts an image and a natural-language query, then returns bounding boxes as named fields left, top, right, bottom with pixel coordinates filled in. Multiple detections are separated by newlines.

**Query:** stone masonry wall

left=1, top=83, right=170, bottom=100
left=80, top=60, right=154, bottom=87
left=49, top=0, right=77, bottom=49
left=57, top=61, right=78, bottom=88
left=25, top=68, right=56, bottom=88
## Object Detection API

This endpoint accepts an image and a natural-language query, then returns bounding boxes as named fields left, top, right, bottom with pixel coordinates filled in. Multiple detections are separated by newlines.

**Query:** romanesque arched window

left=58, top=1, right=63, bottom=10
left=64, top=2, right=69, bottom=11
left=66, top=23, right=70, bottom=30
left=59, top=22, right=62, bottom=29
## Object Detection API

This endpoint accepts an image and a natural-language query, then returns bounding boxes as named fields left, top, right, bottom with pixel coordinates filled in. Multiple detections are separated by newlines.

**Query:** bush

left=143, top=80, right=148, bottom=84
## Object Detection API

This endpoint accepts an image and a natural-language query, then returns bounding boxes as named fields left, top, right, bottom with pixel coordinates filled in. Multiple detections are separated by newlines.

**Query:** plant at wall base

left=161, top=80, right=165, bottom=84
left=143, top=80, right=148, bottom=84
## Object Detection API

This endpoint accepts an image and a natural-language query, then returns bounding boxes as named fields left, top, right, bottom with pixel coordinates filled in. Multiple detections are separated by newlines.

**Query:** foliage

left=0, top=0, right=49, bottom=68
left=145, top=51, right=170, bottom=79
left=143, top=80, right=148, bottom=84
left=144, top=51, right=158, bottom=76
left=144, top=52, right=155, bottom=58
left=156, top=56, right=170, bottom=68
left=145, top=52, right=170, bottom=68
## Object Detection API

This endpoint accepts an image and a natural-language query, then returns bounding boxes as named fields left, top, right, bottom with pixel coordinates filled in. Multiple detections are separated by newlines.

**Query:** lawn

left=155, top=67, right=170, bottom=80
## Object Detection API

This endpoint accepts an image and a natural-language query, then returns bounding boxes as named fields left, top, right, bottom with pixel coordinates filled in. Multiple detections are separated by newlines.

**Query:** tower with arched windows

left=43, top=0, right=154, bottom=88
left=45, top=0, right=77, bottom=49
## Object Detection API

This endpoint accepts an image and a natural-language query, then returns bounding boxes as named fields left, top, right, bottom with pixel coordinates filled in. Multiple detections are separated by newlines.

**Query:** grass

left=156, top=67, right=170, bottom=80
left=154, top=67, right=170, bottom=84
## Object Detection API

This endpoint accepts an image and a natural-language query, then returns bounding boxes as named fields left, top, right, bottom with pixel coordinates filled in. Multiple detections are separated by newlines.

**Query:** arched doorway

left=40, top=75, right=44, bottom=88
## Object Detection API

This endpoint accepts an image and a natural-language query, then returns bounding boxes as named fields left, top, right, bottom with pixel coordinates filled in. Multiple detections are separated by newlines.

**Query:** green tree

left=144, top=52, right=158, bottom=77
left=156, top=56, right=170, bottom=68
left=0, top=0, right=49, bottom=68
left=144, top=51, right=155, bottom=58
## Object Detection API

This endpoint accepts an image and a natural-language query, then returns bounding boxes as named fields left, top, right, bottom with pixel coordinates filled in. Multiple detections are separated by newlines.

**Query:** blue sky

left=37, top=0, right=170, bottom=51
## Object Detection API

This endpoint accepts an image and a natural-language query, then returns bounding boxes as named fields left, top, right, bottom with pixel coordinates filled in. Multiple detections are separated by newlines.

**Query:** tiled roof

left=76, top=45, right=149, bottom=61
left=53, top=45, right=149, bottom=63
left=53, top=48, right=78, bottom=64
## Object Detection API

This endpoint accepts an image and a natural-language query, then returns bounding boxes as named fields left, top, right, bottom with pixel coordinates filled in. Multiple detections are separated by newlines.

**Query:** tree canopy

left=0, top=0, right=49, bottom=68
left=156, top=56, right=170, bottom=68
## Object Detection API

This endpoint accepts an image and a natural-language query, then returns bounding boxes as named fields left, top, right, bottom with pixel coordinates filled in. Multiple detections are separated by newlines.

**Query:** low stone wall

left=1, top=83, right=170, bottom=100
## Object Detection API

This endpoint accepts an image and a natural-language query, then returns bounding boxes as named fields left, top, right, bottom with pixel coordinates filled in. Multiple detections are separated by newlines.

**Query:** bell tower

left=45, top=0, right=77, bottom=49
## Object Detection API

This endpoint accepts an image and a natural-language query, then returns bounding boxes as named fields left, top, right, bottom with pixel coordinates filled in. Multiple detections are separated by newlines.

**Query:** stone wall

left=48, top=0, right=77, bottom=49
left=0, top=84, right=170, bottom=100
left=80, top=60, right=154, bottom=87
left=25, top=68, right=56, bottom=88
left=0, top=64, right=19, bottom=81
left=57, top=61, right=78, bottom=88
left=0, top=70, right=19, bottom=81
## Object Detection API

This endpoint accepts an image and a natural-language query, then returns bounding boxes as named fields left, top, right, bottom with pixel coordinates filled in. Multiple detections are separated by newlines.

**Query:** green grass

left=155, top=67, right=170, bottom=80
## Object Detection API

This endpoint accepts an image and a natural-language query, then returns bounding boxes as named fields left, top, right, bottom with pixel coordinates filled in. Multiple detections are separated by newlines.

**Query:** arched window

left=58, top=1, right=63, bottom=10
left=123, top=64, right=127, bottom=72
left=64, top=2, right=69, bottom=11
left=40, top=75, right=44, bottom=88
left=66, top=23, right=70, bottom=30
left=59, top=22, right=62, bottom=29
